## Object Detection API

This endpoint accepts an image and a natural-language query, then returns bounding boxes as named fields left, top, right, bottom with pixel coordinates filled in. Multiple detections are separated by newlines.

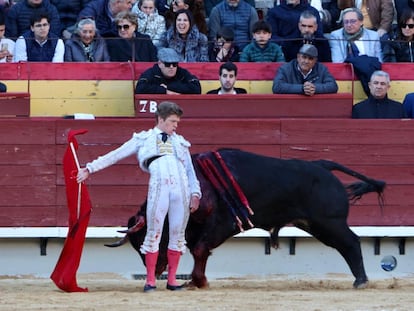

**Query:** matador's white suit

left=85, top=127, right=201, bottom=254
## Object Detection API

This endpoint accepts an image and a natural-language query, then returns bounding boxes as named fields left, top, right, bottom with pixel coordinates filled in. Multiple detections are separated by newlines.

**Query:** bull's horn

left=104, top=236, right=129, bottom=248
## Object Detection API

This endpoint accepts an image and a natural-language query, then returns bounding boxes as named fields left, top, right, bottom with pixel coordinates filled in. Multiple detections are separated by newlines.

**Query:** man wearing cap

left=135, top=48, right=201, bottom=94
left=272, top=44, right=338, bottom=95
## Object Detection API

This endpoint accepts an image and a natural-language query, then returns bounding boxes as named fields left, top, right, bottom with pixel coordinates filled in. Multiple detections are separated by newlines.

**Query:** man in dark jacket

left=0, top=81, right=6, bottom=92
left=272, top=44, right=338, bottom=95
left=208, top=0, right=258, bottom=50
left=135, top=48, right=201, bottom=94
left=266, top=0, right=323, bottom=47
left=282, top=10, right=331, bottom=62
left=207, top=61, right=247, bottom=94
left=77, top=0, right=132, bottom=37
left=5, top=0, right=61, bottom=38
left=352, top=70, right=407, bottom=119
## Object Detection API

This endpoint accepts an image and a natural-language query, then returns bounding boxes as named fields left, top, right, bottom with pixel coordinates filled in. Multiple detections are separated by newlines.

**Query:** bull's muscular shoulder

left=174, top=133, right=191, bottom=147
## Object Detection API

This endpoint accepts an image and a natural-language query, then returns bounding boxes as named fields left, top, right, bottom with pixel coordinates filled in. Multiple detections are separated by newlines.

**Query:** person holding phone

left=0, top=10, right=14, bottom=63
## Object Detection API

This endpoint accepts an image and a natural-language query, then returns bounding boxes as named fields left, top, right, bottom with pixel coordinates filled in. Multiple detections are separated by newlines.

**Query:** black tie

left=161, top=132, right=168, bottom=143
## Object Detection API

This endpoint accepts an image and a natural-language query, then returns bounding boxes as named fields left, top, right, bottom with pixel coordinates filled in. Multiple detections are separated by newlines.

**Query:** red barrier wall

left=0, top=118, right=413, bottom=228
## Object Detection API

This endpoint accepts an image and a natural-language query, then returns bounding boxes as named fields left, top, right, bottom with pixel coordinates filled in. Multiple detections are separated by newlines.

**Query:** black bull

left=106, top=149, right=385, bottom=289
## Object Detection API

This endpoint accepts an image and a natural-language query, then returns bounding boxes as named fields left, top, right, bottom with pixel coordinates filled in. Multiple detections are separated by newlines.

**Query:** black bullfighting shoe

left=166, top=283, right=184, bottom=291
left=143, top=284, right=156, bottom=293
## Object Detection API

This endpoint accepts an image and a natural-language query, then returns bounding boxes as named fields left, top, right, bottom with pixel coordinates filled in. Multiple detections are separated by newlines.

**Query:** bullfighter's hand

left=189, top=195, right=200, bottom=213
left=77, top=167, right=90, bottom=183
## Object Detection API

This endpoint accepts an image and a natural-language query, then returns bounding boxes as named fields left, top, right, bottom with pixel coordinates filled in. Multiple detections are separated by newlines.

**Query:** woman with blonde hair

left=106, top=11, right=157, bottom=62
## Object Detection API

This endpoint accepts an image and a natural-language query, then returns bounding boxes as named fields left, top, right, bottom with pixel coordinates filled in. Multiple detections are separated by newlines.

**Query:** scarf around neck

left=343, top=26, right=364, bottom=42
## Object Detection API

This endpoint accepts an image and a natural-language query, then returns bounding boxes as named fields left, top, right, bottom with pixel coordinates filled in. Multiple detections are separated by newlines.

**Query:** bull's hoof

left=353, top=278, right=368, bottom=289
left=183, top=280, right=209, bottom=290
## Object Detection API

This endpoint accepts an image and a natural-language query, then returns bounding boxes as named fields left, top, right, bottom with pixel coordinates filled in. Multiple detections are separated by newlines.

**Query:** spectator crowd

left=1, top=0, right=414, bottom=118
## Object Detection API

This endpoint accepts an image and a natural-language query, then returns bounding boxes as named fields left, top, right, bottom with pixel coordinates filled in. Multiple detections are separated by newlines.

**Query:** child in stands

left=240, top=20, right=285, bottom=62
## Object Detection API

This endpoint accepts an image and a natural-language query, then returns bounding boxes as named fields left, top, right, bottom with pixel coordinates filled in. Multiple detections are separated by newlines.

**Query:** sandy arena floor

left=0, top=273, right=413, bottom=311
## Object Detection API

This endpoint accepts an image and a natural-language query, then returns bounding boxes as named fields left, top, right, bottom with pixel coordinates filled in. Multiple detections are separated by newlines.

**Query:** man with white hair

left=352, top=70, right=406, bottom=118
left=330, top=7, right=382, bottom=62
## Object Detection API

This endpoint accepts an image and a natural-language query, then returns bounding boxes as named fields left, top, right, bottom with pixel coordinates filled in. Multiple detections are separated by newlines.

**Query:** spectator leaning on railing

left=135, top=48, right=201, bottom=94
left=272, top=44, right=338, bottom=95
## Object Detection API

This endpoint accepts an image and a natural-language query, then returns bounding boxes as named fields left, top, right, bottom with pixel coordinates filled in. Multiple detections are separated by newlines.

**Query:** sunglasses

left=401, top=23, right=414, bottom=29
left=163, top=62, right=178, bottom=67
left=117, top=24, right=130, bottom=30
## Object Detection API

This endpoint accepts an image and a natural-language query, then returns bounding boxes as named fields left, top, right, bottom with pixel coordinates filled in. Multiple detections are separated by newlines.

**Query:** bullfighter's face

left=157, top=114, right=181, bottom=135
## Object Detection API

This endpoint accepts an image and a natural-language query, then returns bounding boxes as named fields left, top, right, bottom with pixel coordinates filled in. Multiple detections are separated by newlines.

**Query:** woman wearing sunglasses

left=383, top=8, right=414, bottom=62
left=158, top=9, right=208, bottom=62
left=106, top=11, right=157, bottom=62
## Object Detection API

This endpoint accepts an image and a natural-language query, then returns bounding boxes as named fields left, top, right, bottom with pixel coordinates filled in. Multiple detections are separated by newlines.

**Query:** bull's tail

left=313, top=159, right=385, bottom=206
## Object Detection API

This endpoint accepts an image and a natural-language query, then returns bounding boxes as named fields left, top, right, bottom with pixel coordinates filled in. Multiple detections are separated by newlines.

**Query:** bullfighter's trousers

left=140, top=154, right=190, bottom=254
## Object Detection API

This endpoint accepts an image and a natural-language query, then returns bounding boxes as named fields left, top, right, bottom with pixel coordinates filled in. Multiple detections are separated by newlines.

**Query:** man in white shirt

left=14, top=12, right=64, bottom=62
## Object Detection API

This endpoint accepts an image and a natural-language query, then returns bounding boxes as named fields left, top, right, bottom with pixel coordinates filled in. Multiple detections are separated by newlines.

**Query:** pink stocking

left=167, top=249, right=181, bottom=286
left=145, top=251, right=158, bottom=286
